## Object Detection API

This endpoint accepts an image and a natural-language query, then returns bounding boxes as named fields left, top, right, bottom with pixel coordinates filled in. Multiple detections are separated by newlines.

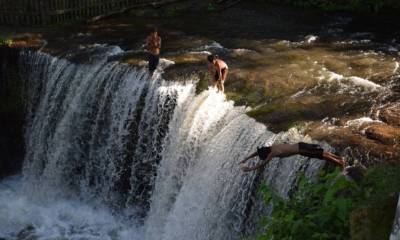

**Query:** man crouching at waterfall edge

left=146, top=28, right=161, bottom=74
left=239, top=142, right=345, bottom=172
left=207, top=54, right=228, bottom=92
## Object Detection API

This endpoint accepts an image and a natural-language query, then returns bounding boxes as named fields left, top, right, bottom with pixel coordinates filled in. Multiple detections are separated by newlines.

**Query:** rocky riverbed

left=1, top=1, right=400, bottom=172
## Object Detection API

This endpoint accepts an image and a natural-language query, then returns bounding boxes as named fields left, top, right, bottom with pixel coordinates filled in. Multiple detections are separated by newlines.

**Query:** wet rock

left=306, top=123, right=400, bottom=165
left=163, top=61, right=206, bottom=83
left=110, top=51, right=148, bottom=67
left=10, top=33, right=45, bottom=48
left=373, top=102, right=400, bottom=127
left=167, top=52, right=207, bottom=65
left=350, top=196, right=398, bottom=240
left=364, top=123, right=400, bottom=145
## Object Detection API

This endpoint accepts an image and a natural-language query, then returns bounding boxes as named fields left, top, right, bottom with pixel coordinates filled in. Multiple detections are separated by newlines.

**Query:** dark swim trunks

left=214, top=68, right=227, bottom=81
left=298, top=142, right=324, bottom=159
left=148, top=54, right=160, bottom=72
left=257, top=146, right=271, bottom=160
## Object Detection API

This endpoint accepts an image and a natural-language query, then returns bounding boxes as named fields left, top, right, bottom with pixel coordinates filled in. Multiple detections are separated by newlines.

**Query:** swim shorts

left=214, top=68, right=227, bottom=81
left=148, top=54, right=160, bottom=72
left=298, top=142, right=324, bottom=159
left=257, top=146, right=271, bottom=160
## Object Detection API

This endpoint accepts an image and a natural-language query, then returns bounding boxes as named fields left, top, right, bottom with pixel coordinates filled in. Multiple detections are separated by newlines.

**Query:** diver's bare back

left=270, top=143, right=299, bottom=158
left=215, top=59, right=228, bottom=70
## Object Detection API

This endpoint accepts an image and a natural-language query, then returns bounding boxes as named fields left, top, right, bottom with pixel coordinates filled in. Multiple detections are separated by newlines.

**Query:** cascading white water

left=0, top=46, right=325, bottom=240
left=143, top=90, right=271, bottom=240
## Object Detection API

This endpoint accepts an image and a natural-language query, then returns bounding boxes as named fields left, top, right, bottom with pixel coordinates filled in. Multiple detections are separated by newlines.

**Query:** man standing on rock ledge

left=146, top=28, right=161, bottom=74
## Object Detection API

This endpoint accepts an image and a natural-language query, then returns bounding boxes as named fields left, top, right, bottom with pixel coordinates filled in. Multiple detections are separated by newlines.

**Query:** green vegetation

left=252, top=164, right=400, bottom=240
left=257, top=0, right=400, bottom=12
left=0, top=38, right=13, bottom=46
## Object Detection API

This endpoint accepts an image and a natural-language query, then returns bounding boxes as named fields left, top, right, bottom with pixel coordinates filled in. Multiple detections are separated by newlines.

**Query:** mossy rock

left=246, top=101, right=321, bottom=132
left=225, top=88, right=265, bottom=106
left=350, top=164, right=400, bottom=239
left=115, top=52, right=148, bottom=67
left=162, top=61, right=206, bottom=83
left=350, top=195, right=398, bottom=240
left=167, top=52, right=207, bottom=65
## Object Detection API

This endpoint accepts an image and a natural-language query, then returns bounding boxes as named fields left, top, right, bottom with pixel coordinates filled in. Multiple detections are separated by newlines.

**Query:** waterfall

left=21, top=46, right=191, bottom=211
left=144, top=91, right=271, bottom=240
left=0, top=46, right=325, bottom=240
left=391, top=196, right=400, bottom=240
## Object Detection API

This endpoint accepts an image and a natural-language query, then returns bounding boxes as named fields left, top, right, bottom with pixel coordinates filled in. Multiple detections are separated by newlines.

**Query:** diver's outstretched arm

left=239, top=152, right=258, bottom=164
left=241, top=154, right=273, bottom=172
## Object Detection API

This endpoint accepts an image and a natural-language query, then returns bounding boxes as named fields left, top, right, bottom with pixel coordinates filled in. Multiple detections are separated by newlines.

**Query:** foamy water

left=345, top=117, right=382, bottom=130
left=0, top=176, right=144, bottom=240
left=319, top=68, right=383, bottom=92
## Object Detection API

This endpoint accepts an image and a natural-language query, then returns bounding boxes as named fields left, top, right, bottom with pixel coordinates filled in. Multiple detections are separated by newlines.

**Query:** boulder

left=373, top=102, right=400, bottom=127
left=305, top=122, right=400, bottom=165
left=364, top=124, right=400, bottom=145
left=350, top=196, right=398, bottom=240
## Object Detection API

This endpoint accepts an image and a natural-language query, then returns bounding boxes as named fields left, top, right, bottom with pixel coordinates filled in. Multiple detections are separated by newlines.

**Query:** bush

left=253, top=164, right=400, bottom=240
left=0, top=38, right=13, bottom=46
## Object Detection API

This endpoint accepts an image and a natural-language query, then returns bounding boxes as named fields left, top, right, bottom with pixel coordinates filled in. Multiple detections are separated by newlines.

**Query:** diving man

left=239, top=142, right=345, bottom=172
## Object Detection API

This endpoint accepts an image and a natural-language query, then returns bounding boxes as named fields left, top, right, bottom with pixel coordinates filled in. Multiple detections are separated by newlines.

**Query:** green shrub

left=0, top=38, right=13, bottom=46
left=253, top=164, right=400, bottom=240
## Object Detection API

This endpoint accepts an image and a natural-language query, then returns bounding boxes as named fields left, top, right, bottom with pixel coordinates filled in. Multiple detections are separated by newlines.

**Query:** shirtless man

left=239, top=142, right=344, bottom=172
left=207, top=55, right=228, bottom=92
left=146, top=28, right=161, bottom=73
